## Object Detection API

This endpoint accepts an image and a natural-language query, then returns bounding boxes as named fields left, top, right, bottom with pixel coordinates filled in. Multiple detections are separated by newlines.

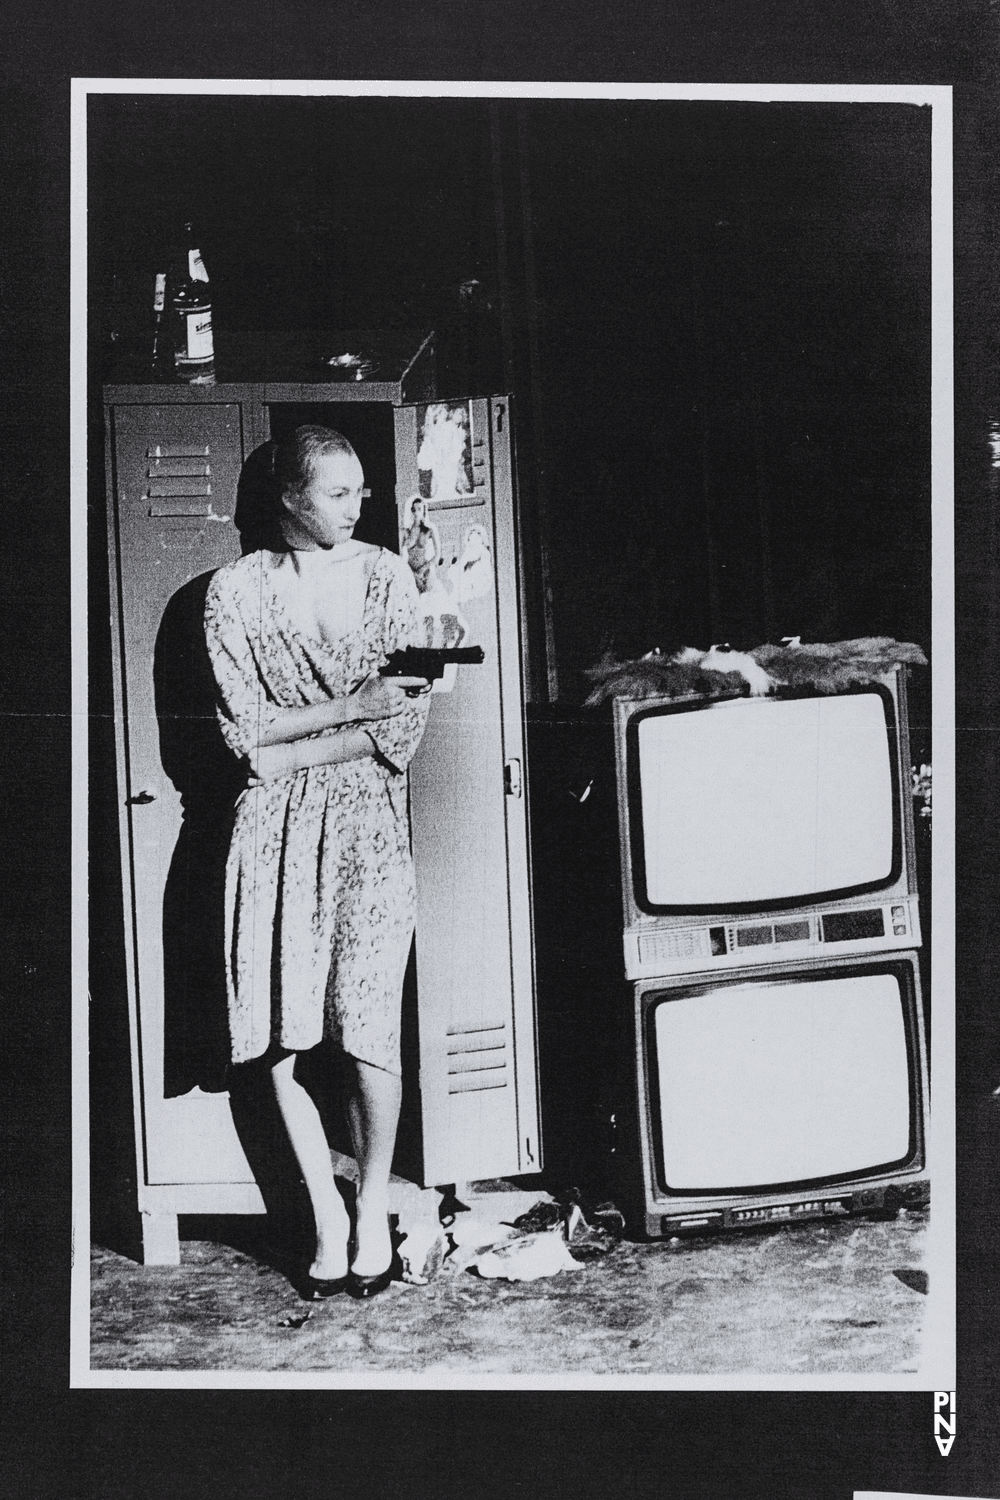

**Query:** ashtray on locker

left=324, top=352, right=378, bottom=381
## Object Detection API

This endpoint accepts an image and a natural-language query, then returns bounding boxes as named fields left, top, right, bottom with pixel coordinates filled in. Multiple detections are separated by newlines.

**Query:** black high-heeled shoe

left=347, top=1213, right=401, bottom=1300
left=298, top=1270, right=349, bottom=1301
left=346, top=1251, right=401, bottom=1300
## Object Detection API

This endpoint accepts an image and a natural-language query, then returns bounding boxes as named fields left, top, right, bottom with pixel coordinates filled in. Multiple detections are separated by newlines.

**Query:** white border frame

left=70, top=78, right=955, bottom=1391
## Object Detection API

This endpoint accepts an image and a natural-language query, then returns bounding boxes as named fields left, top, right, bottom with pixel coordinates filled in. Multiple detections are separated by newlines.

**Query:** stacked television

left=607, top=667, right=929, bottom=1237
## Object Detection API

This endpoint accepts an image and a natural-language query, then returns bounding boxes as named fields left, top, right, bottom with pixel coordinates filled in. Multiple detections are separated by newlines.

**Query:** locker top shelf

left=103, top=329, right=436, bottom=406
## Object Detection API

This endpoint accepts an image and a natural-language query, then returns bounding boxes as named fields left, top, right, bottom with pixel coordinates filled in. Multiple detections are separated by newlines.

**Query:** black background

left=2, top=4, right=998, bottom=1498
left=89, top=94, right=933, bottom=697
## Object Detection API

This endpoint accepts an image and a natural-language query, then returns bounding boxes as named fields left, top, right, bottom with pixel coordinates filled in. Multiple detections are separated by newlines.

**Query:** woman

left=204, top=425, right=430, bottom=1300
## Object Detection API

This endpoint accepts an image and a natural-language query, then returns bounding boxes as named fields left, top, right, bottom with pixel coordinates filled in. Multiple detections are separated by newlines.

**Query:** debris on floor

left=472, top=1228, right=583, bottom=1281
left=396, top=1217, right=448, bottom=1285
left=277, top=1309, right=314, bottom=1329
left=90, top=1173, right=930, bottom=1375
left=564, top=1204, right=619, bottom=1261
left=507, top=1199, right=563, bottom=1233
left=438, top=1214, right=520, bottom=1273
left=395, top=1188, right=622, bottom=1284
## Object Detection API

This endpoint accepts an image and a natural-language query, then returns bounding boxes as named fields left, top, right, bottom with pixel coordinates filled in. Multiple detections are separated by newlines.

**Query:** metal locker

left=102, top=353, right=541, bottom=1265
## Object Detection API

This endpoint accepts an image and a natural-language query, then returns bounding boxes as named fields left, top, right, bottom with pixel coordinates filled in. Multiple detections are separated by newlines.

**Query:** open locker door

left=394, top=397, right=541, bottom=1185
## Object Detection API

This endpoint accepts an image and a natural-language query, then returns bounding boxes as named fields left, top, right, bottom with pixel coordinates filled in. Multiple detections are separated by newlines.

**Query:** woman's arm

left=256, top=673, right=428, bottom=747
left=252, top=675, right=431, bottom=780
left=253, top=726, right=377, bottom=780
left=255, top=695, right=351, bottom=746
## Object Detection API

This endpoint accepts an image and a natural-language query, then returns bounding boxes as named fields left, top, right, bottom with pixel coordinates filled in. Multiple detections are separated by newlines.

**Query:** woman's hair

left=274, top=425, right=359, bottom=498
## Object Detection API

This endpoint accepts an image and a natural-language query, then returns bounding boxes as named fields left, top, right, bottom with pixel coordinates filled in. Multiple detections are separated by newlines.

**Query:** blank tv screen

left=637, top=693, right=895, bottom=907
left=653, top=971, right=911, bottom=1190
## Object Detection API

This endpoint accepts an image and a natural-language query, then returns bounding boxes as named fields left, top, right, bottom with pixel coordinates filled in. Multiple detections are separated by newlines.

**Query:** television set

left=622, top=951, right=929, bottom=1237
left=614, top=668, right=920, bottom=980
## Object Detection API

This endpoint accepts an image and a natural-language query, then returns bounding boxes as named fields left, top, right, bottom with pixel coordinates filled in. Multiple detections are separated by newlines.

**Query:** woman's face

left=282, top=449, right=365, bottom=549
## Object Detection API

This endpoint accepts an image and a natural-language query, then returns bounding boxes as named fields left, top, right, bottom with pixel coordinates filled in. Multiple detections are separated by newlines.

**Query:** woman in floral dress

left=204, top=426, right=430, bottom=1299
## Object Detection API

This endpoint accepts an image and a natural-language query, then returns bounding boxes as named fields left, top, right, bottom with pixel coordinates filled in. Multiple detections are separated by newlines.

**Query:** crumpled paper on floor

left=471, top=1228, right=583, bottom=1281
left=397, top=1212, right=522, bottom=1283
left=396, top=1217, right=450, bottom=1286
left=442, top=1215, right=522, bottom=1273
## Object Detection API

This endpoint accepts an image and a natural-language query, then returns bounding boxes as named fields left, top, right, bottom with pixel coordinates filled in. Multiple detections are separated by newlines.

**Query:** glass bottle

left=171, top=223, right=215, bottom=384
left=150, top=271, right=170, bottom=380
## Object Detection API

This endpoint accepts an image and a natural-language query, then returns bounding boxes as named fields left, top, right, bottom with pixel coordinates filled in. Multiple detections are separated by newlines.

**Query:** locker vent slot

left=149, top=500, right=216, bottom=518
left=448, top=1073, right=508, bottom=1094
left=446, top=1025, right=508, bottom=1094
left=147, top=445, right=210, bottom=458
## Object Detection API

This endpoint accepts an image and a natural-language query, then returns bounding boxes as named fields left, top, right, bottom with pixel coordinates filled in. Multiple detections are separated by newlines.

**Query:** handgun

left=379, top=645, right=485, bottom=695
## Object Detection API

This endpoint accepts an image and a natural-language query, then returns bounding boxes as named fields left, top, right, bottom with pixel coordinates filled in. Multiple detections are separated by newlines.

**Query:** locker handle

left=504, top=758, right=522, bottom=798
left=127, top=790, right=157, bottom=805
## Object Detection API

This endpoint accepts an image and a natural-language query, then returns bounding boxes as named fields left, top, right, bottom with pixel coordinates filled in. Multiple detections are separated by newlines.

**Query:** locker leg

left=435, top=1183, right=471, bottom=1223
left=140, top=1211, right=180, bottom=1266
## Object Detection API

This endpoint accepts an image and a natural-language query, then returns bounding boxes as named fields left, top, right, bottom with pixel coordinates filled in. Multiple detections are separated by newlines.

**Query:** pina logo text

left=933, top=1391, right=955, bottom=1456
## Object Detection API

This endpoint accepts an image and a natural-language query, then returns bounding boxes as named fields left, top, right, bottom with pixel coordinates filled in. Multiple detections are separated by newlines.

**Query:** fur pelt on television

left=582, top=638, right=928, bottom=706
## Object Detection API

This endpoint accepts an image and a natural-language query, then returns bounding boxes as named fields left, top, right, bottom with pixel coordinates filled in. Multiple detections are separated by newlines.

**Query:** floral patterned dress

left=203, top=547, right=429, bottom=1073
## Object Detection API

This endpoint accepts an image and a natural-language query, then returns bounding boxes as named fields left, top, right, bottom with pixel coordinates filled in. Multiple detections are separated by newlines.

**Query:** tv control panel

left=623, top=895, right=921, bottom=980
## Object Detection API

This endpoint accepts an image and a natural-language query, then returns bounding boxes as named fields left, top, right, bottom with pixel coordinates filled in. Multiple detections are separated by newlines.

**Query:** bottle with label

left=171, top=223, right=215, bottom=384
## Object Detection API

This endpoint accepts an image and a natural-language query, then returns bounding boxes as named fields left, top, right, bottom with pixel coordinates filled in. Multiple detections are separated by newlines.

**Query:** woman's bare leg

left=343, top=1057, right=402, bottom=1276
left=270, top=1053, right=350, bottom=1279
